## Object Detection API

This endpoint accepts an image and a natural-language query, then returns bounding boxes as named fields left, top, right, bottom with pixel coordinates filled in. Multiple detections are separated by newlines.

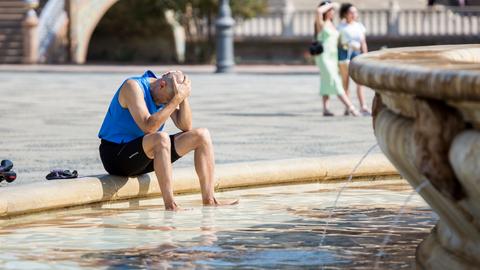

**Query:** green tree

left=164, top=0, right=267, bottom=20
left=164, top=0, right=267, bottom=40
left=94, top=0, right=267, bottom=40
left=89, top=0, right=267, bottom=63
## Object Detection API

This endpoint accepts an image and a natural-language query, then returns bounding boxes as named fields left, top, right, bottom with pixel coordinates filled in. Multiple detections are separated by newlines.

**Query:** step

left=0, top=7, right=26, bottom=14
left=0, top=21, right=22, bottom=27
left=0, top=28, right=22, bottom=35
left=0, top=48, right=22, bottom=57
left=0, top=26, right=22, bottom=33
left=0, top=41, right=22, bottom=49
left=0, top=34, right=22, bottom=41
left=0, top=55, right=22, bottom=64
left=0, top=2, right=26, bottom=8
left=0, top=13, right=25, bottom=21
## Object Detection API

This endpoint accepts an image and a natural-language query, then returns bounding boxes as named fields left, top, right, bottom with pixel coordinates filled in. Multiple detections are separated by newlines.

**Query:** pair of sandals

left=46, top=169, right=78, bottom=180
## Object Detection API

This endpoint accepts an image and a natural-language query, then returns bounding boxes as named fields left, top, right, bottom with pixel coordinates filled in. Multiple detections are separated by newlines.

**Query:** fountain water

left=374, top=180, right=430, bottom=269
left=319, top=143, right=378, bottom=247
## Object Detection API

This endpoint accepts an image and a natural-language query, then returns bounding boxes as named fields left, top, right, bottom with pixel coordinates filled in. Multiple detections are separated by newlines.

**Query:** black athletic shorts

left=99, top=135, right=181, bottom=176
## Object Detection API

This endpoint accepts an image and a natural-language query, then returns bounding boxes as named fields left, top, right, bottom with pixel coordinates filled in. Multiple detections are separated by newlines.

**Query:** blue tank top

left=98, top=70, right=165, bottom=144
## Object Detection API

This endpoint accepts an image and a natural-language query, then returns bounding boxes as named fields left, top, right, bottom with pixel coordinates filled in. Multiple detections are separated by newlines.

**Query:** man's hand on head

left=172, top=74, right=191, bottom=102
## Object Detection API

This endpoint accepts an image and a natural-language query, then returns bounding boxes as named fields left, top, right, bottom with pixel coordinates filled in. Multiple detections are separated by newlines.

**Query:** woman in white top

left=337, top=3, right=370, bottom=116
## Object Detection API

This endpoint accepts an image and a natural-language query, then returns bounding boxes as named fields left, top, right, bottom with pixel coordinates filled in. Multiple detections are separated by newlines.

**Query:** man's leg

left=142, top=132, right=177, bottom=210
left=173, top=128, right=238, bottom=206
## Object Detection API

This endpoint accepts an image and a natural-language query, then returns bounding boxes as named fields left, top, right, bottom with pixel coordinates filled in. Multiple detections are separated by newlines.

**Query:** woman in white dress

left=337, top=3, right=371, bottom=116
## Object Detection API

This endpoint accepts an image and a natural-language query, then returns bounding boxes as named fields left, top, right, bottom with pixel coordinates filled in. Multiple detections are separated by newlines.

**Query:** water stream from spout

left=319, top=144, right=378, bottom=248
left=373, top=180, right=430, bottom=269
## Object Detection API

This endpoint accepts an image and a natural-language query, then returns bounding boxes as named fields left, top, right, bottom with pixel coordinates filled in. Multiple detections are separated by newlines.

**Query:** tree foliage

left=94, top=0, right=267, bottom=37
left=90, top=0, right=267, bottom=63
left=165, top=0, right=267, bottom=19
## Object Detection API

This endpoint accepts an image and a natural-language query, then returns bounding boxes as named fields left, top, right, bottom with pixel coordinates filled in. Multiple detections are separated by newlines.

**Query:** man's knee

left=193, top=128, right=211, bottom=145
left=152, top=132, right=170, bottom=150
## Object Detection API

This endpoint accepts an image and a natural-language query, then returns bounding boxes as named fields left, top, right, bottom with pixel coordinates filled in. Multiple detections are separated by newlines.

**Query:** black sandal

left=46, top=169, right=78, bottom=180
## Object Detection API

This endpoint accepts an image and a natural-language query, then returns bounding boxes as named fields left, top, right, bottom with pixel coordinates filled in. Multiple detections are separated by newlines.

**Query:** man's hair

left=161, top=71, right=185, bottom=97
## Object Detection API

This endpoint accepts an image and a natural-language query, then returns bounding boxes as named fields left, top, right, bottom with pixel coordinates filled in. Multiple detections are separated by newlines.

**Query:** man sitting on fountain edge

left=98, top=70, right=238, bottom=211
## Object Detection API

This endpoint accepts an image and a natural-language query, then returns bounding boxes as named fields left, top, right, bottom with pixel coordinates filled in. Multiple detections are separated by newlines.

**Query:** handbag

left=309, top=26, right=323, bottom=56
left=309, top=41, right=323, bottom=56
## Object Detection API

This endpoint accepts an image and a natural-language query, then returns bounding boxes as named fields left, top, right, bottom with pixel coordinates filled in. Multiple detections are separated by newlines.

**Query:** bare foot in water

left=165, top=206, right=193, bottom=211
left=203, top=197, right=239, bottom=206
left=164, top=202, right=192, bottom=211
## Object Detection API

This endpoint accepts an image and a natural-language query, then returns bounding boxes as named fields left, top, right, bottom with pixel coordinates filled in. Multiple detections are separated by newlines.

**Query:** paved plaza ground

left=0, top=65, right=378, bottom=185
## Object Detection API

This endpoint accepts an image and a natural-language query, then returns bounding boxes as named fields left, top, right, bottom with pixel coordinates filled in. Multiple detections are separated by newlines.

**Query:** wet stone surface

left=0, top=181, right=437, bottom=269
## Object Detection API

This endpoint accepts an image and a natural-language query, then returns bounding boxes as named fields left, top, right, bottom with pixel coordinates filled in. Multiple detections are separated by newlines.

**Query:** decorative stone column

left=215, top=0, right=235, bottom=73
left=22, top=0, right=39, bottom=64
left=281, top=0, right=295, bottom=37
left=387, top=0, right=400, bottom=36
left=350, top=45, right=480, bottom=269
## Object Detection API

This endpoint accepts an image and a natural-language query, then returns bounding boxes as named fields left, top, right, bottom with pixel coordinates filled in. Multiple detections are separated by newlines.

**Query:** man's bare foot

left=203, top=197, right=239, bottom=206
left=165, top=201, right=180, bottom=211
left=164, top=202, right=193, bottom=211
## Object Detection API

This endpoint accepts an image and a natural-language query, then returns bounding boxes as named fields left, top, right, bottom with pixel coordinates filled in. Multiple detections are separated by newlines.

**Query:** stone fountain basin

left=351, top=45, right=480, bottom=126
left=350, top=44, right=480, bottom=270
left=0, top=155, right=397, bottom=219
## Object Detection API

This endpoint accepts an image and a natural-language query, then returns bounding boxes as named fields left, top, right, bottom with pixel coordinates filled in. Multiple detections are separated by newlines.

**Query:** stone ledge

left=0, top=154, right=398, bottom=219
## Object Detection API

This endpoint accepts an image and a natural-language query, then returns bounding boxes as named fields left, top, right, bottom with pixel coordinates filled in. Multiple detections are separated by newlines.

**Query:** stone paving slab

left=0, top=68, right=378, bottom=185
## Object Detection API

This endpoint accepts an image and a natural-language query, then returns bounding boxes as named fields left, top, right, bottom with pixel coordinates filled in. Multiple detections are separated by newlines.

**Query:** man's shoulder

left=124, top=78, right=138, bottom=87
left=120, top=79, right=145, bottom=104
left=123, top=79, right=144, bottom=93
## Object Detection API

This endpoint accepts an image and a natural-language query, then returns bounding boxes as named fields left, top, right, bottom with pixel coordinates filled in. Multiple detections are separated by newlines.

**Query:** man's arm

left=171, top=98, right=192, bottom=131
left=170, top=75, right=192, bottom=131
left=121, top=80, right=184, bottom=134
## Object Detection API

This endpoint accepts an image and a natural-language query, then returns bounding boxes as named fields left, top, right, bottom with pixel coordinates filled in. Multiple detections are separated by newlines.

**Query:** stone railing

left=37, top=0, right=67, bottom=62
left=192, top=6, right=480, bottom=39
left=394, top=7, right=480, bottom=36
left=350, top=45, right=480, bottom=269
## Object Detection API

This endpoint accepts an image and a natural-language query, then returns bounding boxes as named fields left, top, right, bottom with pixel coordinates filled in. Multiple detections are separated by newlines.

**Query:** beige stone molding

left=0, top=155, right=397, bottom=219
left=350, top=45, right=480, bottom=269
left=350, top=45, right=480, bottom=102
left=374, top=105, right=480, bottom=269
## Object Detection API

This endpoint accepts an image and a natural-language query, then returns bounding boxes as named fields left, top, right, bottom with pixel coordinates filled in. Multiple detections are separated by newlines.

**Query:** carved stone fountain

left=350, top=44, right=480, bottom=269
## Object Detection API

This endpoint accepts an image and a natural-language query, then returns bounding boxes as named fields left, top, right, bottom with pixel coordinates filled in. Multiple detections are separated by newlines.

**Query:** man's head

left=154, top=70, right=186, bottom=104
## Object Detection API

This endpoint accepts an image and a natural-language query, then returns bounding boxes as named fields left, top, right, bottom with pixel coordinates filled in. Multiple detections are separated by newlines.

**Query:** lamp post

left=215, top=0, right=235, bottom=73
